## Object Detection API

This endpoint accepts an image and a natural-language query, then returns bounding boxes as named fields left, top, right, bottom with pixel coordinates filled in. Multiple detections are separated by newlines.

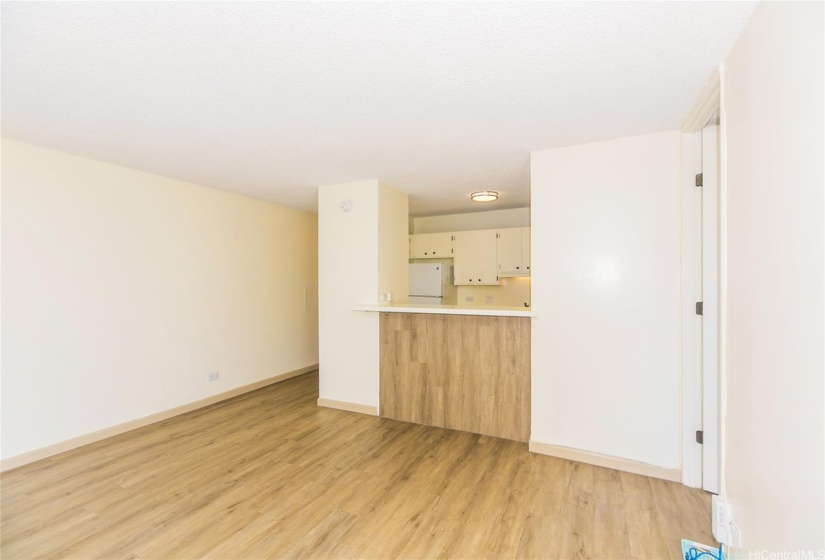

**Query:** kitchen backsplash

left=458, top=277, right=531, bottom=308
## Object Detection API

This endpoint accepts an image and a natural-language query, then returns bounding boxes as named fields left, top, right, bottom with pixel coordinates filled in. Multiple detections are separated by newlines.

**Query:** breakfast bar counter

left=355, top=304, right=532, bottom=442
left=352, top=303, right=535, bottom=318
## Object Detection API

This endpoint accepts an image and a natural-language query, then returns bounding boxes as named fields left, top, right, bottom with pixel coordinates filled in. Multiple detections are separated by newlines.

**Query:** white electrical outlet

left=711, top=496, right=743, bottom=548
left=712, top=495, right=728, bottom=544
left=208, top=371, right=219, bottom=382
left=485, top=295, right=494, bottom=303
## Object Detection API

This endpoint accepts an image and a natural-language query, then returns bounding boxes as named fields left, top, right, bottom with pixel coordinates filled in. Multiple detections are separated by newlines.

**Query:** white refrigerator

left=408, top=263, right=457, bottom=305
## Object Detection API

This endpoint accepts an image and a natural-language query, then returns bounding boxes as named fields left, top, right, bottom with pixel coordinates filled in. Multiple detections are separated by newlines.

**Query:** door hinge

left=695, top=173, right=703, bottom=187
left=696, top=301, right=703, bottom=315
left=696, top=430, right=704, bottom=444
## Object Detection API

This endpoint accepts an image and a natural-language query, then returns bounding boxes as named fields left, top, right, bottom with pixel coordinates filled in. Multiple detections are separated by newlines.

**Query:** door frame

left=701, top=122, right=720, bottom=494
left=680, top=68, right=723, bottom=489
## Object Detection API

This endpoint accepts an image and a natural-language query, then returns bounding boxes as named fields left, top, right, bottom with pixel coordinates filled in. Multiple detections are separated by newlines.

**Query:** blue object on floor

left=681, top=539, right=724, bottom=560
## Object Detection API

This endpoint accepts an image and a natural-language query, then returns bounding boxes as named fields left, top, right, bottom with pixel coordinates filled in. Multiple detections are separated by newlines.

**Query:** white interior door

left=701, top=124, right=720, bottom=494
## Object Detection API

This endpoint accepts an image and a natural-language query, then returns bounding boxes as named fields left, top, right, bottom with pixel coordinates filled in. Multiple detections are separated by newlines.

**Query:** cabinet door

left=429, top=232, right=453, bottom=258
left=409, top=234, right=425, bottom=259
left=475, top=229, right=499, bottom=284
left=410, top=233, right=453, bottom=258
left=497, top=228, right=523, bottom=274
left=522, top=227, right=531, bottom=273
left=419, top=233, right=438, bottom=257
left=452, top=231, right=475, bottom=285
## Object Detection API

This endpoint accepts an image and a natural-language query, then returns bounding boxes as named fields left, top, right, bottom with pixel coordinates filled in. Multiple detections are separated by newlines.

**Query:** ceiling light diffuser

left=470, top=191, right=498, bottom=202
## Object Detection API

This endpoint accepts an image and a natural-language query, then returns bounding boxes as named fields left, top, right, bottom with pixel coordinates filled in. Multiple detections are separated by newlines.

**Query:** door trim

left=702, top=124, right=721, bottom=494
left=682, top=71, right=721, bottom=134
left=680, top=68, right=722, bottom=489
left=679, top=130, right=702, bottom=488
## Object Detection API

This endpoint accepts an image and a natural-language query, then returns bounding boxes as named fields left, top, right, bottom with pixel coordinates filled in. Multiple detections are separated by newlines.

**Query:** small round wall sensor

left=341, top=199, right=353, bottom=212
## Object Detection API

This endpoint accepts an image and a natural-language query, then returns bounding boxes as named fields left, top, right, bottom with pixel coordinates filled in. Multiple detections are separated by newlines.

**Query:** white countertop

left=352, top=303, right=536, bottom=317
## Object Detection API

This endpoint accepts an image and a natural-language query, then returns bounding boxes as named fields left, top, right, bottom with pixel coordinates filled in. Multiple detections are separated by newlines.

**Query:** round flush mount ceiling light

left=470, top=191, right=498, bottom=202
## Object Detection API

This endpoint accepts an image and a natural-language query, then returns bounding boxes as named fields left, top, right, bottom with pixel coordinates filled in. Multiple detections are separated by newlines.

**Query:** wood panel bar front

left=379, top=312, right=530, bottom=442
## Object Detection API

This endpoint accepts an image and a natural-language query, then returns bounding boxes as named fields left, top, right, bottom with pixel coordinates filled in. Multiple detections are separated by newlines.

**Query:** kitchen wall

left=1, top=139, right=319, bottom=461
left=411, top=207, right=529, bottom=234
left=379, top=184, right=410, bottom=304
left=411, top=208, right=531, bottom=306
left=457, top=277, right=531, bottom=308
left=318, top=180, right=408, bottom=410
left=530, top=130, right=681, bottom=469
left=722, top=1, right=824, bottom=553
left=409, top=256, right=531, bottom=308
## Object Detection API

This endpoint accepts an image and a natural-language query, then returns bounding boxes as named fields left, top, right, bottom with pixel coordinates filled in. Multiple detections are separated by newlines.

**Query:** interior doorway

left=699, top=118, right=721, bottom=494
left=680, top=70, right=722, bottom=494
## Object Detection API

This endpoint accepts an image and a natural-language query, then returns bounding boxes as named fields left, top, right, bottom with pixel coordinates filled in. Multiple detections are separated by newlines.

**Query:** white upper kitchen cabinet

left=409, top=232, right=453, bottom=259
left=497, top=228, right=522, bottom=274
left=453, top=230, right=499, bottom=285
left=497, top=227, right=531, bottom=276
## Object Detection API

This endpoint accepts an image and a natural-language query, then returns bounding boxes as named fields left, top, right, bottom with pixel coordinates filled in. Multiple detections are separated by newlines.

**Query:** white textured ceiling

left=1, top=1, right=755, bottom=216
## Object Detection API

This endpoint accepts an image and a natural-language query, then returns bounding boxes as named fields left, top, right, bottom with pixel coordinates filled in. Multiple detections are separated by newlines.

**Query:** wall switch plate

left=208, top=371, right=219, bottom=382
left=304, top=284, right=317, bottom=312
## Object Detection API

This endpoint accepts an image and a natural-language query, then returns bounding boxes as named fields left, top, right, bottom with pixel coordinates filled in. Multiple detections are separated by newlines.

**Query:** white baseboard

left=0, top=364, right=319, bottom=473
left=317, top=398, right=378, bottom=416
left=529, top=441, right=682, bottom=483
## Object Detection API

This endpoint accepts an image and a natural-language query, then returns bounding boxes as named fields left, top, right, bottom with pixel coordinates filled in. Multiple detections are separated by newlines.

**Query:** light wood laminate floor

left=1, top=372, right=716, bottom=559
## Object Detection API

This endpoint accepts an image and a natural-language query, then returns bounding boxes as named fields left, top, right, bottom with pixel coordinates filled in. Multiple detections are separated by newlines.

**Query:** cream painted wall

left=412, top=207, right=529, bottom=234
left=722, top=1, right=824, bottom=553
left=318, top=181, right=379, bottom=407
left=531, top=130, right=681, bottom=468
left=0, top=139, right=319, bottom=460
left=317, top=180, right=408, bottom=408
left=378, top=182, right=410, bottom=304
